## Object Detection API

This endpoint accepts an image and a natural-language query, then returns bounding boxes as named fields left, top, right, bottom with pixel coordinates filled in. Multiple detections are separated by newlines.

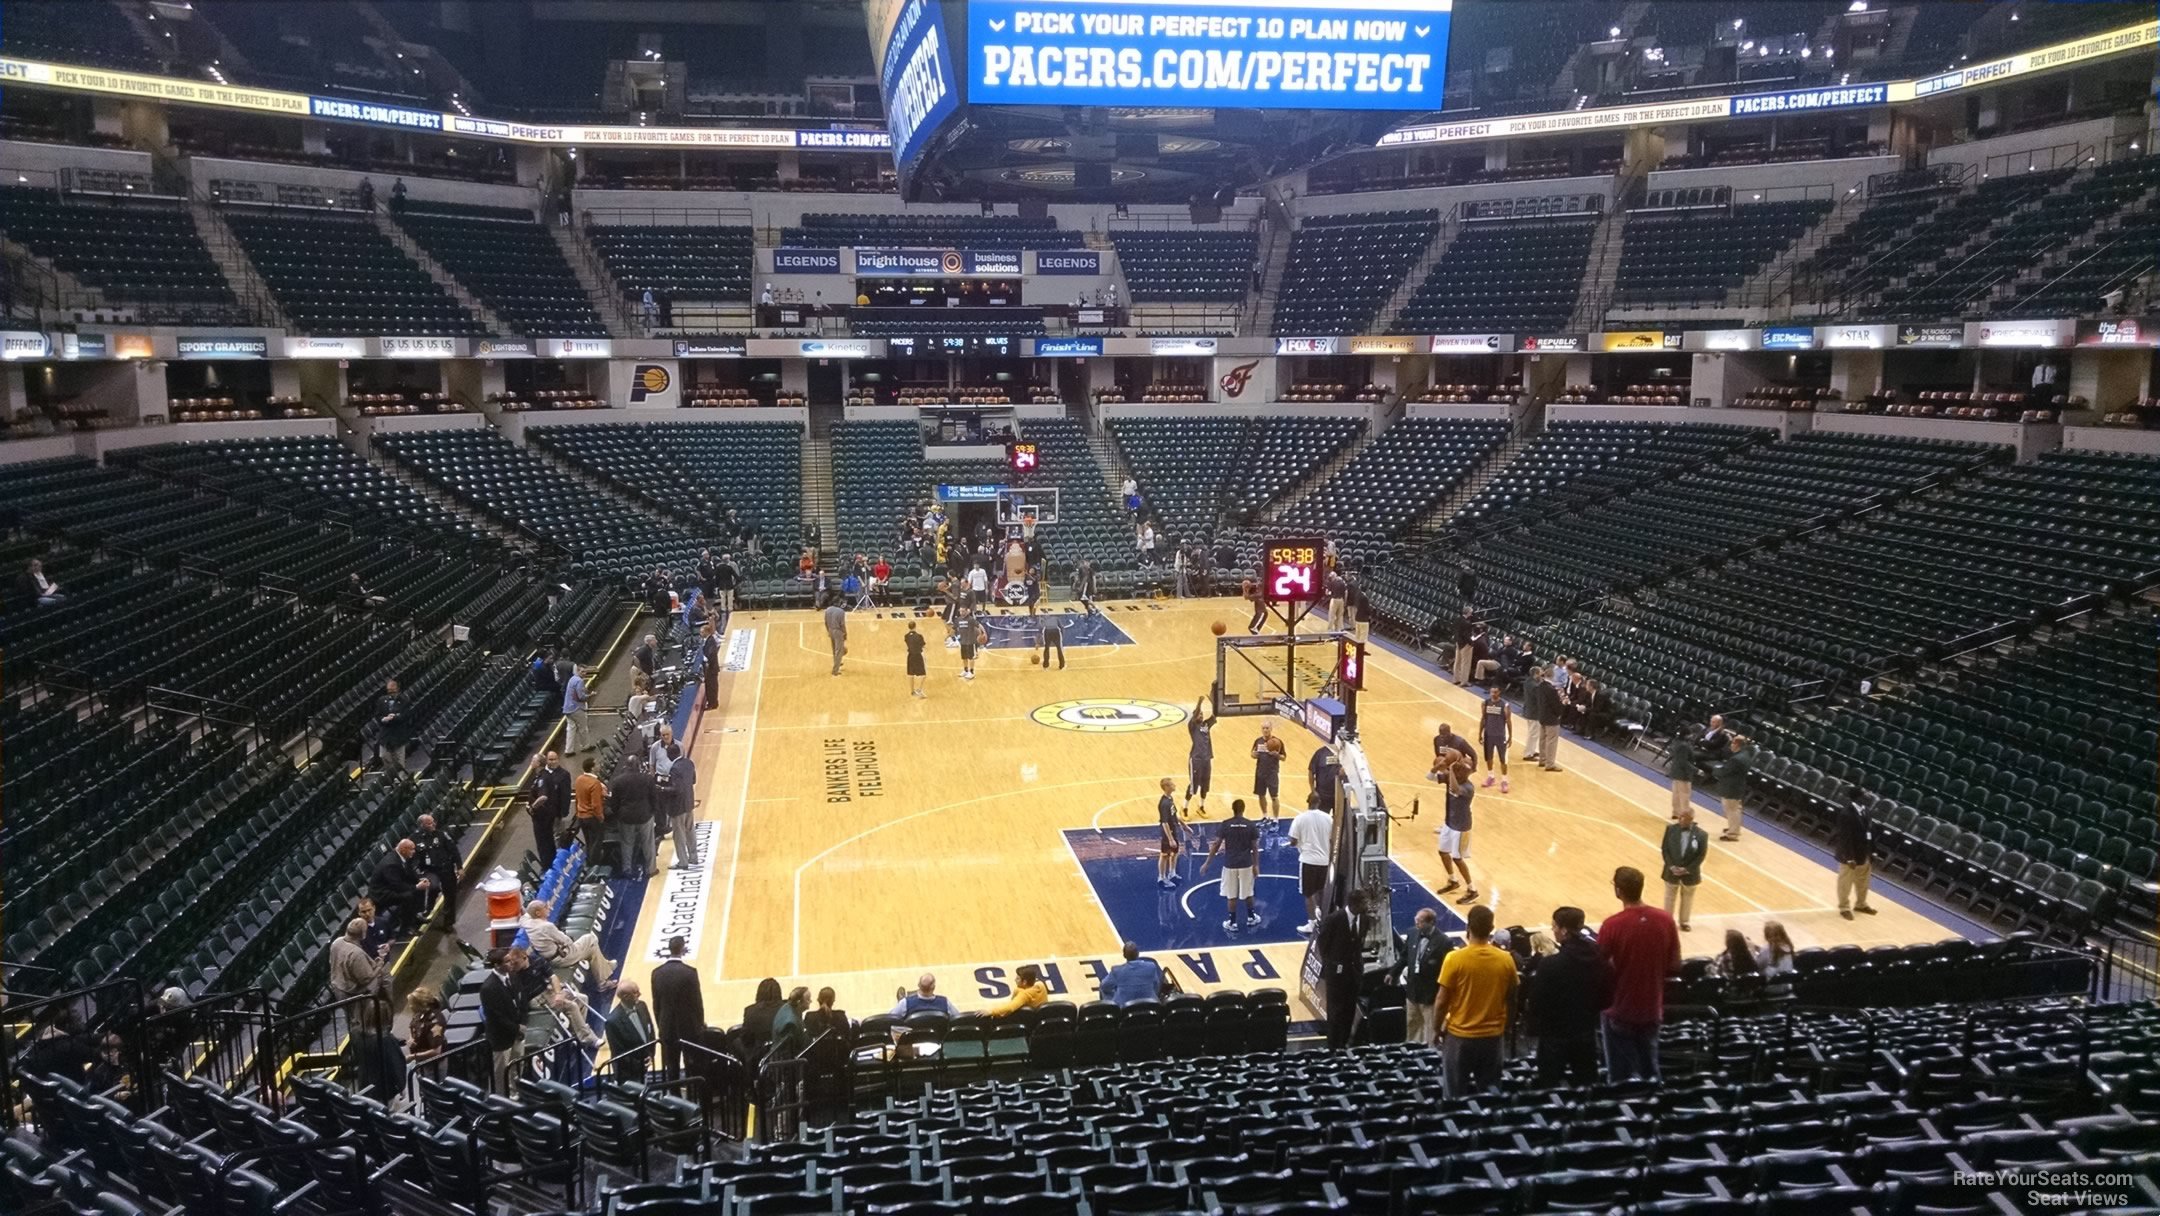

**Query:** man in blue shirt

left=1204, top=799, right=1262, bottom=933
left=1101, top=942, right=1165, bottom=1006
left=563, top=667, right=591, bottom=753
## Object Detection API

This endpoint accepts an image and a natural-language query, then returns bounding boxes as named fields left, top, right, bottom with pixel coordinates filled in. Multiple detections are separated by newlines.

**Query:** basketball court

left=622, top=596, right=1963, bottom=1023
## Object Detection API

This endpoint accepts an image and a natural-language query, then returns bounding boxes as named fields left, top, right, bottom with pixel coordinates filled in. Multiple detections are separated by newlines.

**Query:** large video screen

left=867, top=0, right=964, bottom=172
left=967, top=0, right=1451, bottom=110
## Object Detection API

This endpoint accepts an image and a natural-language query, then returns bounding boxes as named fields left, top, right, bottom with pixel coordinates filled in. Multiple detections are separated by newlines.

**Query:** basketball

left=1031, top=653, right=1041, bottom=665
left=1265, top=736, right=1286, bottom=756
left=1211, top=620, right=1227, bottom=636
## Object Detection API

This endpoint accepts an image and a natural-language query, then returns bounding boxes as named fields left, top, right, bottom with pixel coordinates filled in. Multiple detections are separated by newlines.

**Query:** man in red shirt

left=870, top=554, right=892, bottom=605
left=1597, top=865, right=1680, bottom=1081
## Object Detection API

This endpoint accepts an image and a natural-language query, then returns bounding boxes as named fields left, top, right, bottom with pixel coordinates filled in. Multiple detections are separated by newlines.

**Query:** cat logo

left=628, top=364, right=672, bottom=404
left=1032, top=698, right=1190, bottom=733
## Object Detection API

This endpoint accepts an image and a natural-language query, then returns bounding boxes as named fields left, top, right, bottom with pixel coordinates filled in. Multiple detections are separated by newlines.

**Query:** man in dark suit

left=604, top=979, right=658, bottom=1083
left=699, top=623, right=721, bottom=711
left=650, top=935, right=705, bottom=1077
left=368, top=840, right=432, bottom=933
left=530, top=749, right=572, bottom=870
left=664, top=748, right=699, bottom=870
left=375, top=679, right=412, bottom=773
left=632, top=633, right=659, bottom=680
left=1313, top=890, right=1371, bottom=1050
left=1833, top=797, right=1878, bottom=919
left=1524, top=906, right=1611, bottom=1085
left=609, top=759, right=659, bottom=879
left=480, top=947, right=531, bottom=1085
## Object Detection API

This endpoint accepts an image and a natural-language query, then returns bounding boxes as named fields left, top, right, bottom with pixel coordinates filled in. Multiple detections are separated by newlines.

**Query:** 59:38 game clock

left=1261, top=538, right=1326, bottom=605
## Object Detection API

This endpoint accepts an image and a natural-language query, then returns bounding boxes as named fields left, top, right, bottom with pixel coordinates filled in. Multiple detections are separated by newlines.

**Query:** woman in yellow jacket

left=986, top=964, right=1050, bottom=1017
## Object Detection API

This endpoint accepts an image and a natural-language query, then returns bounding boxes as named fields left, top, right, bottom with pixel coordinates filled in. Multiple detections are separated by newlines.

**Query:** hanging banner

left=1035, top=250, right=1103, bottom=275
left=177, top=335, right=269, bottom=359
left=773, top=248, right=845, bottom=274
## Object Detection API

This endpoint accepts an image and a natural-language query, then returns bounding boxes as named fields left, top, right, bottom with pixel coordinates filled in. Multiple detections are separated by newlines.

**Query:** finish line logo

left=1219, top=359, right=1259, bottom=398
left=1032, top=698, right=1189, bottom=733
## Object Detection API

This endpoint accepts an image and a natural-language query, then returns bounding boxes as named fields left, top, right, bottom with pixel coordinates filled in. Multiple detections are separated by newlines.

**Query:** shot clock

left=1261, top=538, right=1325, bottom=605
left=1007, top=441, right=1040, bottom=474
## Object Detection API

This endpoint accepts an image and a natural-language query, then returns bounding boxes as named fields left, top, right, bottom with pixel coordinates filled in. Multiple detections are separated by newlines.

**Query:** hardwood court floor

left=621, top=598, right=1959, bottom=1023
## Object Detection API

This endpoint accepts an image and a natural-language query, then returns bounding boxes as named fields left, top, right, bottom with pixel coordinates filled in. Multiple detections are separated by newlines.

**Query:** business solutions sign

left=854, top=248, right=1021, bottom=276
left=968, top=0, right=1451, bottom=110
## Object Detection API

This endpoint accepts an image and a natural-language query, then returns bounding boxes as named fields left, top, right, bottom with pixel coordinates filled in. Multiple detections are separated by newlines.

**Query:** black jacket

left=480, top=971, right=525, bottom=1051
left=533, top=765, right=573, bottom=823
left=610, top=769, right=659, bottom=825
left=1832, top=803, right=1873, bottom=866
left=368, top=852, right=423, bottom=904
left=1523, top=935, right=1611, bottom=1039
left=376, top=693, right=411, bottom=746
left=412, top=827, right=459, bottom=881
left=1313, top=907, right=1365, bottom=983
left=632, top=643, right=658, bottom=676
left=1524, top=680, right=1561, bottom=726
left=666, top=755, right=698, bottom=814
left=1399, top=926, right=1452, bottom=1005
left=650, top=959, right=705, bottom=1042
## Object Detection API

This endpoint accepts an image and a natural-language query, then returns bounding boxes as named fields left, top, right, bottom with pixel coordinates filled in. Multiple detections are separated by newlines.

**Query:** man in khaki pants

left=1832, top=798, right=1879, bottom=919
left=1666, top=736, right=1696, bottom=820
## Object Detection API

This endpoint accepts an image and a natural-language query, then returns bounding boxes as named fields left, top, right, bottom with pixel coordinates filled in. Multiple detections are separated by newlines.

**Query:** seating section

left=1452, top=421, right=1764, bottom=530
left=586, top=224, right=756, bottom=304
left=1758, top=607, right=2157, bottom=934
left=1998, top=155, right=2160, bottom=317
left=395, top=203, right=607, bottom=337
left=1370, top=431, right=1986, bottom=640
left=0, top=188, right=241, bottom=324
left=1109, top=417, right=1249, bottom=546
left=1535, top=450, right=2160, bottom=735
left=1804, top=177, right=1959, bottom=283
left=1392, top=217, right=1595, bottom=333
left=1013, top=416, right=1134, bottom=572
left=112, top=436, right=478, bottom=543
left=1614, top=200, right=1831, bottom=308
left=782, top=214, right=1081, bottom=249
left=1850, top=170, right=2071, bottom=317
left=831, top=421, right=926, bottom=565
left=1272, top=419, right=1510, bottom=559
left=1271, top=210, right=1438, bottom=336
left=376, top=430, right=718, bottom=580
left=223, top=206, right=483, bottom=336
left=0, top=0, right=157, bottom=70
left=1108, top=230, right=1257, bottom=302
left=525, top=422, right=801, bottom=585
left=1225, top=417, right=1365, bottom=525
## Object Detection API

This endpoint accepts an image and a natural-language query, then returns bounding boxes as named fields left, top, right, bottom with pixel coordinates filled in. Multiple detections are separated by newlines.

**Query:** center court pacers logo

left=1032, top=698, right=1189, bottom=733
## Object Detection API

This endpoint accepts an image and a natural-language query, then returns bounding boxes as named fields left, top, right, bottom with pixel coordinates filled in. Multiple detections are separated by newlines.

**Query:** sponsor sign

left=1347, top=335, right=1418, bottom=355
left=674, top=337, right=749, bottom=358
left=796, top=129, right=894, bottom=149
left=1030, top=698, right=1191, bottom=734
left=1972, top=319, right=2066, bottom=348
left=1276, top=337, right=1339, bottom=355
left=1761, top=326, right=1816, bottom=352
left=1694, top=329, right=1757, bottom=352
left=627, top=364, right=675, bottom=405
left=177, top=335, right=268, bottom=359
left=377, top=335, right=459, bottom=359
left=1428, top=332, right=1514, bottom=354
left=1218, top=359, right=1260, bottom=397
left=1596, top=330, right=1676, bottom=353
left=1034, top=336, right=1103, bottom=357
left=0, top=57, right=309, bottom=113
left=721, top=627, right=756, bottom=673
left=1382, top=95, right=1731, bottom=147
left=936, top=483, right=1006, bottom=502
left=964, top=250, right=1022, bottom=276
left=112, top=333, right=154, bottom=359
left=1729, top=82, right=1888, bottom=117
left=60, top=333, right=106, bottom=359
left=968, top=0, right=1452, bottom=111
left=870, top=0, right=962, bottom=171
left=1036, top=250, right=1102, bottom=275
left=538, top=338, right=613, bottom=359
left=2075, top=319, right=2155, bottom=347
left=1150, top=336, right=1218, bottom=356
left=1892, top=324, right=1959, bottom=348
left=774, top=248, right=844, bottom=274
left=285, top=336, right=366, bottom=359
left=473, top=337, right=535, bottom=359
left=309, top=96, right=442, bottom=130
left=1823, top=324, right=1896, bottom=349
left=798, top=339, right=879, bottom=358
left=1, top=332, right=51, bottom=360
left=644, top=819, right=719, bottom=961
left=1074, top=307, right=1108, bottom=325
left=1912, top=21, right=2157, bottom=99
left=1519, top=335, right=1581, bottom=353
left=853, top=248, right=1022, bottom=276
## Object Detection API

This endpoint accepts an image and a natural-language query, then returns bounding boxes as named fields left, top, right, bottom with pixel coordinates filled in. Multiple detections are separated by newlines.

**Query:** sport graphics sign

left=968, top=0, right=1452, bottom=110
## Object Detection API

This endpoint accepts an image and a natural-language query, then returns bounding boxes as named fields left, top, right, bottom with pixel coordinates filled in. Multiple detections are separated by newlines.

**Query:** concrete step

left=550, top=226, right=639, bottom=338
left=373, top=211, right=506, bottom=333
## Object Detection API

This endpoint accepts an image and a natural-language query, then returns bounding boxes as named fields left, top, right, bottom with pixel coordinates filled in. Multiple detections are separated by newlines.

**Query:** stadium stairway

left=1567, top=205, right=1629, bottom=331
left=549, top=224, right=639, bottom=337
left=183, top=196, right=288, bottom=329
left=802, top=434, right=839, bottom=560
left=1255, top=418, right=1381, bottom=525
left=369, top=209, right=510, bottom=335
left=1370, top=215, right=1456, bottom=331
left=1401, top=431, right=1527, bottom=546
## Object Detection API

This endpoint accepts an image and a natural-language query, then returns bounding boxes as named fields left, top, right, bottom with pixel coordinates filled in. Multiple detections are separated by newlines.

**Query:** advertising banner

left=1150, top=336, right=1219, bottom=356
left=1033, top=337, right=1104, bottom=357
left=1971, top=319, right=2069, bottom=348
left=1596, top=331, right=1678, bottom=353
left=177, top=335, right=269, bottom=359
left=774, top=248, right=844, bottom=274
left=1728, top=82, right=1888, bottom=117
left=1036, top=250, right=1103, bottom=275
left=1890, top=324, right=1959, bottom=348
left=1691, top=329, right=1757, bottom=352
left=868, top=0, right=961, bottom=171
left=2, top=331, right=51, bottom=360
left=2075, top=318, right=2156, bottom=347
left=285, top=336, right=367, bottom=359
left=61, top=333, right=106, bottom=359
left=1428, top=333, right=1514, bottom=354
left=674, top=337, right=750, bottom=357
left=376, top=336, right=461, bottom=359
left=1275, top=337, right=1339, bottom=355
left=1760, top=326, right=1816, bottom=351
left=1518, top=335, right=1582, bottom=353
left=473, top=337, right=536, bottom=359
left=967, top=0, right=1453, bottom=111
left=309, top=96, right=443, bottom=130
left=538, top=338, right=613, bottom=359
left=1347, top=335, right=1419, bottom=355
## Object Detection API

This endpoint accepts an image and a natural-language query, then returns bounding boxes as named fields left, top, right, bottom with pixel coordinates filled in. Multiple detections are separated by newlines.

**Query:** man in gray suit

left=823, top=600, right=847, bottom=676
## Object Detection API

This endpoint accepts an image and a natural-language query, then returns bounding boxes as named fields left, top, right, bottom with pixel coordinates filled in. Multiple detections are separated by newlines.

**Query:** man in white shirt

left=27, top=559, right=61, bottom=605
left=648, top=724, right=678, bottom=778
left=965, top=563, right=989, bottom=607
left=1289, top=798, right=1335, bottom=935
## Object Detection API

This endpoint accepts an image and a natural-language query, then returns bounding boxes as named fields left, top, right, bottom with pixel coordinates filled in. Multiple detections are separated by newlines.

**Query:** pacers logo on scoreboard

left=1032, top=698, right=1190, bottom=733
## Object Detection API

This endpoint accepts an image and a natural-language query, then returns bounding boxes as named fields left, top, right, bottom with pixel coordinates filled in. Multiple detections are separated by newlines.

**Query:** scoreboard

left=1261, top=538, right=1325, bottom=605
left=885, top=335, right=1015, bottom=357
left=1007, top=441, right=1040, bottom=474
